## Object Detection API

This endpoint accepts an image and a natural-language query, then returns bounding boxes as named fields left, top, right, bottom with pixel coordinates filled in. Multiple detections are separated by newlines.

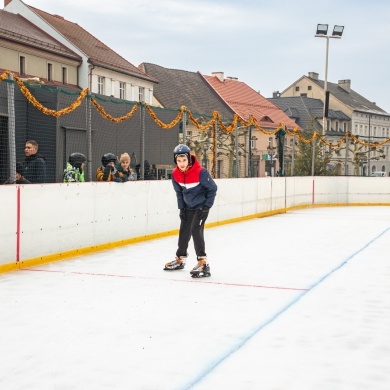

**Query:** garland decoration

left=1, top=71, right=389, bottom=148
left=0, top=70, right=10, bottom=82
left=145, top=103, right=184, bottom=129
left=91, top=98, right=139, bottom=123
left=14, top=75, right=88, bottom=117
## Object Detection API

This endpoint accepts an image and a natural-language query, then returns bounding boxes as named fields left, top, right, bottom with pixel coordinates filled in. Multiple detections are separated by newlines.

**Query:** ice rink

left=1, top=206, right=390, bottom=390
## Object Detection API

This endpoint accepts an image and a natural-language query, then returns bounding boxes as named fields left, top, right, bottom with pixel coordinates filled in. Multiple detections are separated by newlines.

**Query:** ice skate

left=164, top=256, right=187, bottom=271
left=190, top=258, right=211, bottom=278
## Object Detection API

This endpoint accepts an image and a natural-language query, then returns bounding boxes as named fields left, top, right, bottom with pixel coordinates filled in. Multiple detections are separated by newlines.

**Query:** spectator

left=115, top=153, right=137, bottom=182
left=63, top=153, right=87, bottom=183
left=23, top=140, right=46, bottom=183
left=3, top=162, right=31, bottom=184
left=96, top=153, right=123, bottom=182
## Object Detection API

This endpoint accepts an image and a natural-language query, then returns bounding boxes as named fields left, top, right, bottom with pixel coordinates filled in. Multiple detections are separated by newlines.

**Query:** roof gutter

left=88, top=60, right=158, bottom=84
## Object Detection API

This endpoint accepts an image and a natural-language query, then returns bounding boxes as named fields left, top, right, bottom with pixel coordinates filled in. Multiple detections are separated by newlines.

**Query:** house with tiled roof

left=4, top=0, right=157, bottom=101
left=139, top=63, right=234, bottom=119
left=0, top=8, right=81, bottom=87
left=141, top=64, right=300, bottom=177
left=269, top=95, right=351, bottom=175
left=202, top=72, right=301, bottom=176
left=280, top=72, right=390, bottom=176
left=269, top=95, right=350, bottom=135
left=139, top=63, right=239, bottom=177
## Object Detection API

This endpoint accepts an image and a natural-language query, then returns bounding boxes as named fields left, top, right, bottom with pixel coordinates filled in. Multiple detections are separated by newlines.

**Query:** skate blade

left=191, top=272, right=211, bottom=278
left=164, top=266, right=185, bottom=271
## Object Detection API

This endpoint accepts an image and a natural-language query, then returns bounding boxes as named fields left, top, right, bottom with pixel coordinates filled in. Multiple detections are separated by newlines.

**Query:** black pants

left=176, top=208, right=209, bottom=259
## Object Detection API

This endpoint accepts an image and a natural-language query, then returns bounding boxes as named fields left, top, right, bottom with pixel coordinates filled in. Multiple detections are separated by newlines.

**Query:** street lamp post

left=368, top=114, right=372, bottom=176
left=315, top=24, right=344, bottom=135
left=202, top=139, right=209, bottom=168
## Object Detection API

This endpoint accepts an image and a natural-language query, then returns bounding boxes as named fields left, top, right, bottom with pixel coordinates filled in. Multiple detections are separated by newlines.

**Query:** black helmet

left=173, top=144, right=191, bottom=164
left=68, top=152, right=86, bottom=168
left=101, top=153, right=117, bottom=167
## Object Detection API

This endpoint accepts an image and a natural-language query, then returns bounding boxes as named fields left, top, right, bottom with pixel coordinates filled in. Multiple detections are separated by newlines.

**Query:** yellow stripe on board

left=1, top=203, right=390, bottom=275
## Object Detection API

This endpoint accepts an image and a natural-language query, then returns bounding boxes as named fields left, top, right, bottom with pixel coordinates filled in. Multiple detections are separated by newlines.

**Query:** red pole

left=16, top=186, right=20, bottom=262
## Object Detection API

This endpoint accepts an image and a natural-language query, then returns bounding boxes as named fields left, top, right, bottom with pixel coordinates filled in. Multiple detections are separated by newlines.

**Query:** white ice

left=1, top=206, right=390, bottom=390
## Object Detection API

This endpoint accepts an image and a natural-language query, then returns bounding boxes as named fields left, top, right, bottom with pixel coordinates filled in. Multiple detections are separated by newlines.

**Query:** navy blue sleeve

left=200, top=169, right=217, bottom=208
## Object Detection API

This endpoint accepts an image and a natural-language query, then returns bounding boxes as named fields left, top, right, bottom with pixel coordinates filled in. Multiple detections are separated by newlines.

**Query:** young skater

left=63, top=153, right=86, bottom=182
left=164, top=144, right=217, bottom=277
left=96, top=153, right=123, bottom=182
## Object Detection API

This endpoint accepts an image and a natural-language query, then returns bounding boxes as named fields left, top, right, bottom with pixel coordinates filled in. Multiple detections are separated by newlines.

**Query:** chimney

left=4, top=0, right=12, bottom=7
left=308, top=72, right=319, bottom=80
left=212, top=72, right=224, bottom=82
left=338, top=79, right=351, bottom=93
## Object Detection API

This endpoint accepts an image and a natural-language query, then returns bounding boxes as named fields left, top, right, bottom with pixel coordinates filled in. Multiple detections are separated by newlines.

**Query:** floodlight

left=316, top=24, right=328, bottom=35
left=332, top=25, right=344, bottom=37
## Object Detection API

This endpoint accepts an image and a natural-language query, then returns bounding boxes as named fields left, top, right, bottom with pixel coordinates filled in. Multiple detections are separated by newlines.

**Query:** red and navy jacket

left=172, top=154, right=217, bottom=210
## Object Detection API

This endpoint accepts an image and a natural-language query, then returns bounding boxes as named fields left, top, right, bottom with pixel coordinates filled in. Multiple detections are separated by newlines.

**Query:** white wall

left=1, top=177, right=389, bottom=268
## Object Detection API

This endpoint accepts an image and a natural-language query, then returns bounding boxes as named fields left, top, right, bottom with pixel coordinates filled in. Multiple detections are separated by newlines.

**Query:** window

left=98, top=76, right=105, bottom=95
left=335, top=121, right=339, bottom=131
left=139, top=87, right=145, bottom=102
left=295, top=86, right=300, bottom=92
left=119, top=82, right=125, bottom=99
left=251, top=136, right=257, bottom=149
left=19, top=56, right=26, bottom=75
left=308, top=86, right=312, bottom=90
left=343, top=123, right=347, bottom=132
left=62, top=67, right=68, bottom=84
left=47, top=63, right=53, bottom=81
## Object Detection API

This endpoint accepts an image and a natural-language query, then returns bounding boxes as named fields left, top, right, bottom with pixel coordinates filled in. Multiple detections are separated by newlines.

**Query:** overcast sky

left=16, top=0, right=390, bottom=112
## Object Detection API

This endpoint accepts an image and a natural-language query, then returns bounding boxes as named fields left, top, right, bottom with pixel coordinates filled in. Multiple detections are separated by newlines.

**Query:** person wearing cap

left=164, top=144, right=217, bottom=278
left=63, top=153, right=87, bottom=183
left=3, top=162, right=31, bottom=184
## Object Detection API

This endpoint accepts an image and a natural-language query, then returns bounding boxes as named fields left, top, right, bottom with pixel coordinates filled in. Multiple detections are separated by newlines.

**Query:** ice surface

left=1, top=207, right=389, bottom=390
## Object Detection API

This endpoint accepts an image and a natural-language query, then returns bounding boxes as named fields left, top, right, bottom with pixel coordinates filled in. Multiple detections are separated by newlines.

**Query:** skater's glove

left=179, top=208, right=187, bottom=221
left=200, top=206, right=210, bottom=218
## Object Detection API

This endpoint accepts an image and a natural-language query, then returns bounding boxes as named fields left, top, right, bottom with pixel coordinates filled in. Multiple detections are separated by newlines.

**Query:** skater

left=63, top=152, right=86, bottom=182
left=164, top=144, right=217, bottom=277
left=96, top=153, right=123, bottom=182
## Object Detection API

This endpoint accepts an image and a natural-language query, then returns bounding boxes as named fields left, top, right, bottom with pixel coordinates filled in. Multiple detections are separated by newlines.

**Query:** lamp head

left=316, top=24, right=328, bottom=35
left=332, top=25, right=344, bottom=37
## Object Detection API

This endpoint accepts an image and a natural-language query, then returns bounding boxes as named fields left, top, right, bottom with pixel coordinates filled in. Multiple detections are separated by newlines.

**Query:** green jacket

left=63, top=162, right=85, bottom=182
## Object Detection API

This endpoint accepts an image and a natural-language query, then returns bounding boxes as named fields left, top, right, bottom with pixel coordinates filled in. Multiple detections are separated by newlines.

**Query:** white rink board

left=0, top=185, right=18, bottom=262
left=0, top=176, right=389, bottom=265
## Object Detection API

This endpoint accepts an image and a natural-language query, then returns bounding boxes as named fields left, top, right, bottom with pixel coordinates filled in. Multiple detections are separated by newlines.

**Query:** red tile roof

left=29, top=7, right=157, bottom=83
left=202, top=74, right=300, bottom=130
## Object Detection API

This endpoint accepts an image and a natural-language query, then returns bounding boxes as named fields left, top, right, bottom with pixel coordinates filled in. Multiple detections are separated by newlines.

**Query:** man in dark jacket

left=23, top=140, right=46, bottom=183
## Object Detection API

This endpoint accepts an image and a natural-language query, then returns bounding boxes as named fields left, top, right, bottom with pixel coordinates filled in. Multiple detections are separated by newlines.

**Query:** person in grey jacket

left=164, top=144, right=217, bottom=278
